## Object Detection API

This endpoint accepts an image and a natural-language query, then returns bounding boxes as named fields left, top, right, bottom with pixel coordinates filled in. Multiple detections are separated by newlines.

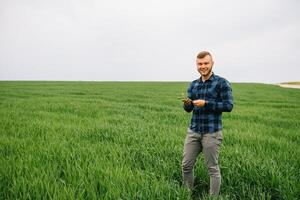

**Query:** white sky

left=0, top=0, right=299, bottom=83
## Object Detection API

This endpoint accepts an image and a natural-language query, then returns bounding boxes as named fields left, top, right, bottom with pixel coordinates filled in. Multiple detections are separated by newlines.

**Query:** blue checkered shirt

left=183, top=73, right=233, bottom=134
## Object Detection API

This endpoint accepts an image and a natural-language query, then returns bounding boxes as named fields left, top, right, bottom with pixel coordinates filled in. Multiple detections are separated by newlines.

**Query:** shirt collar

left=198, top=72, right=215, bottom=83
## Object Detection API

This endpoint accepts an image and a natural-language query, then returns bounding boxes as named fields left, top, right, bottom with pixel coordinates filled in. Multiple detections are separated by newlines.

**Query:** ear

left=211, top=61, right=214, bottom=67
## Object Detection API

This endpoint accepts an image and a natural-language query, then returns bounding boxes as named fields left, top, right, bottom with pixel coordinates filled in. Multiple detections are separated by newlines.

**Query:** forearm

left=205, top=100, right=233, bottom=112
left=183, top=103, right=194, bottom=113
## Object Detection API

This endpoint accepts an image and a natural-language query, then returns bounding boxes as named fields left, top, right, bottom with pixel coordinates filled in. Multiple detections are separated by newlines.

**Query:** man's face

left=196, top=55, right=214, bottom=77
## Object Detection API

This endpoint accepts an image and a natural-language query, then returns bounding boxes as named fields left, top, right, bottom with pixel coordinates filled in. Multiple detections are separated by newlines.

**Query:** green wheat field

left=0, top=81, right=299, bottom=200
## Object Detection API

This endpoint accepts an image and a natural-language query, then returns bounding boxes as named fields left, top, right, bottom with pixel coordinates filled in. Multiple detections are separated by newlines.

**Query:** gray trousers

left=182, top=128, right=223, bottom=196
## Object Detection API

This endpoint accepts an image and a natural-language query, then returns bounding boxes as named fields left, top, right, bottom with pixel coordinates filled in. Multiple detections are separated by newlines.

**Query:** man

left=182, top=51, right=233, bottom=196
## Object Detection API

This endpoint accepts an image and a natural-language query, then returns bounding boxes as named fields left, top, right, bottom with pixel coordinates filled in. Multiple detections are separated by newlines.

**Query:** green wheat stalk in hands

left=177, top=91, right=192, bottom=104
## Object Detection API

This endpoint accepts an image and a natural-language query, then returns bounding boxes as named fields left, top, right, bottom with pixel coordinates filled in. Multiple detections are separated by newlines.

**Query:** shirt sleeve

left=183, top=82, right=194, bottom=113
left=205, top=79, right=233, bottom=112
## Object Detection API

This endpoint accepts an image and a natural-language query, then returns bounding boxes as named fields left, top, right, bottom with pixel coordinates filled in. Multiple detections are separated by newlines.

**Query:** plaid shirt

left=183, top=73, right=233, bottom=134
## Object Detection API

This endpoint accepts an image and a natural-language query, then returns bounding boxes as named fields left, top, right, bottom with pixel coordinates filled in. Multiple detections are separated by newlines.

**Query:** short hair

left=197, top=51, right=213, bottom=60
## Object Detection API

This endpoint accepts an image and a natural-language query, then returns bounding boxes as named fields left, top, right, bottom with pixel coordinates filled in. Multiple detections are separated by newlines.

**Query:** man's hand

left=193, top=99, right=206, bottom=107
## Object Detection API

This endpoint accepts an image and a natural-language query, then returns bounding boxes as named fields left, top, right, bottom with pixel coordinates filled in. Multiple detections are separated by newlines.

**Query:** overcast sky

left=0, top=0, right=299, bottom=83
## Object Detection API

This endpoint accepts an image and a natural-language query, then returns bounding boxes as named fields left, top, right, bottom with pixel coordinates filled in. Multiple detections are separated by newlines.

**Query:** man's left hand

left=193, top=99, right=206, bottom=107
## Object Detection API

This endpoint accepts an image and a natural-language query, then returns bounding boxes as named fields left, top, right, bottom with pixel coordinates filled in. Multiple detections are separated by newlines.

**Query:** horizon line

left=1, top=79, right=297, bottom=84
